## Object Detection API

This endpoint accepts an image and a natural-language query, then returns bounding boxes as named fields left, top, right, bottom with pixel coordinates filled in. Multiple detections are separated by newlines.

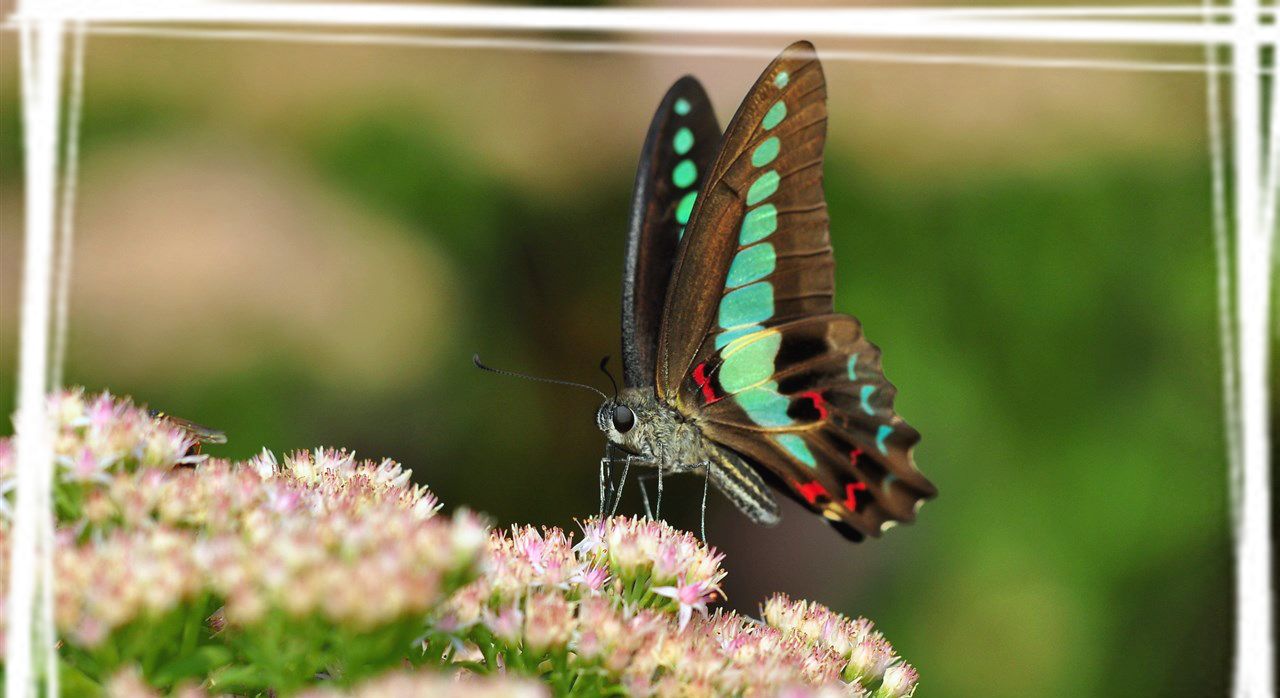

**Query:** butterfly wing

left=621, top=77, right=721, bottom=388
left=694, top=316, right=936, bottom=540
left=655, top=41, right=935, bottom=540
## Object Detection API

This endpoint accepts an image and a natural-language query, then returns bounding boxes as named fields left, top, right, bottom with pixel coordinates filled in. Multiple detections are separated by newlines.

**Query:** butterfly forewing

left=622, top=77, right=721, bottom=388
left=658, top=42, right=833, bottom=394
left=655, top=41, right=936, bottom=540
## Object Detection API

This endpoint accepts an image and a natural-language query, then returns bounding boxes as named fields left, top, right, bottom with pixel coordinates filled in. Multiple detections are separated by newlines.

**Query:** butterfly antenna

left=599, top=356, right=620, bottom=399
left=473, top=354, right=607, bottom=399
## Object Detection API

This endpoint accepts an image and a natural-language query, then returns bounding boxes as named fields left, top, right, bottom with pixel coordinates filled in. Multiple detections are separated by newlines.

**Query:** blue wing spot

left=674, top=98, right=692, bottom=115
left=735, top=382, right=795, bottom=427
left=746, top=170, right=780, bottom=206
left=725, top=243, right=777, bottom=288
left=673, top=159, right=697, bottom=188
left=675, top=191, right=697, bottom=225
left=673, top=127, right=694, bottom=155
left=715, top=324, right=764, bottom=350
left=739, top=204, right=778, bottom=245
left=717, top=329, right=781, bottom=393
left=846, top=353, right=860, bottom=380
left=859, top=385, right=877, bottom=416
left=718, top=282, right=774, bottom=330
left=774, top=434, right=817, bottom=468
left=875, top=425, right=893, bottom=454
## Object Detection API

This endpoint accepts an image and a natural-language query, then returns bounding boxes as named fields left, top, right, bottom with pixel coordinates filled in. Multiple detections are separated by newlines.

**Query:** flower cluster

left=763, top=594, right=920, bottom=697
left=428, top=516, right=917, bottom=697
left=0, top=390, right=194, bottom=519
left=0, top=390, right=921, bottom=697
left=105, top=666, right=548, bottom=698
left=1, top=392, right=486, bottom=695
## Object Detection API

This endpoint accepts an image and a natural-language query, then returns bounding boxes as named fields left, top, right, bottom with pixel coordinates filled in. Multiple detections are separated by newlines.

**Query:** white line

left=8, top=2, right=1276, bottom=47
left=50, top=22, right=85, bottom=391
left=1201, top=2, right=1242, bottom=541
left=1230, top=0, right=1275, bottom=695
left=6, top=17, right=65, bottom=698
left=35, top=24, right=1274, bottom=76
left=1262, top=48, right=1279, bottom=255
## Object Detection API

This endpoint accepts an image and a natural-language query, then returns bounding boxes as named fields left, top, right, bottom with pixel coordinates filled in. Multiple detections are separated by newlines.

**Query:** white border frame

left=5, top=3, right=1276, bottom=697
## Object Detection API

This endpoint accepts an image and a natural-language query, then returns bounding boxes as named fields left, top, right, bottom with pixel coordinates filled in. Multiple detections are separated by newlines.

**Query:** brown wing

left=691, top=316, right=935, bottom=539
left=656, top=41, right=831, bottom=396
left=653, top=41, right=935, bottom=540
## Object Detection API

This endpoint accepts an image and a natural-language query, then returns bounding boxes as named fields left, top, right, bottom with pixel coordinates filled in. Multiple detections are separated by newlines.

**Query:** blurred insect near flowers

left=149, top=410, right=226, bottom=462
left=478, top=42, right=935, bottom=542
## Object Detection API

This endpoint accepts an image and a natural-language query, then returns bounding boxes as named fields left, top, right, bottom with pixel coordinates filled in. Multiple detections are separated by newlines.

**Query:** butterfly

left=592, top=41, right=937, bottom=542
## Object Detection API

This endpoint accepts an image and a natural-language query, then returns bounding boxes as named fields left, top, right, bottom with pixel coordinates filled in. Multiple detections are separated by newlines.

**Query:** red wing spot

left=692, top=362, right=723, bottom=405
left=844, top=481, right=869, bottom=511
left=797, top=390, right=829, bottom=420
left=797, top=480, right=830, bottom=505
left=849, top=447, right=864, bottom=466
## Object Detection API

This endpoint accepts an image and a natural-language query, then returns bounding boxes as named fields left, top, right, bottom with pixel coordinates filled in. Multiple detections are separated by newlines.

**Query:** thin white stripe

left=20, top=24, right=1272, bottom=76
left=8, top=2, right=1276, bottom=47
left=50, top=22, right=85, bottom=392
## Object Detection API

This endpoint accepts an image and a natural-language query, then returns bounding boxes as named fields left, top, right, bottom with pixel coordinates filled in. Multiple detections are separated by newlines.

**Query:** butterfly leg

left=608, top=457, right=630, bottom=516
left=701, top=462, right=710, bottom=541
left=599, top=448, right=608, bottom=515
left=656, top=468, right=664, bottom=518
left=638, top=475, right=654, bottom=519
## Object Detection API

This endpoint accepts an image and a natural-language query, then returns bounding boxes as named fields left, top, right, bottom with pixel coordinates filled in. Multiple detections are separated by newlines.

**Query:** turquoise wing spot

left=751, top=137, right=780, bottom=167
left=774, top=434, right=817, bottom=468
left=718, top=282, right=774, bottom=330
left=725, top=243, right=777, bottom=288
left=714, top=324, right=764, bottom=350
left=675, top=191, right=697, bottom=225
left=673, top=160, right=697, bottom=188
left=673, top=127, right=694, bottom=155
left=746, top=171, right=780, bottom=206
left=859, top=385, right=877, bottom=416
left=875, top=425, right=893, bottom=454
left=735, top=382, right=794, bottom=427
left=774, top=71, right=790, bottom=88
left=740, top=204, right=778, bottom=244
left=846, top=353, right=860, bottom=380
left=674, top=98, right=691, bottom=115
left=718, top=330, right=781, bottom=393
left=762, top=101, right=787, bottom=130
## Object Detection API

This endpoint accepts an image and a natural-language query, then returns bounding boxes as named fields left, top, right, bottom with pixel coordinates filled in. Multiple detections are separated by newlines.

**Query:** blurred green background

left=0, top=12, right=1234, bottom=697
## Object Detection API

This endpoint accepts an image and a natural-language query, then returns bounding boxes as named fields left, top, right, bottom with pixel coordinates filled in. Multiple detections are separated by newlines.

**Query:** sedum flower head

left=763, top=593, right=918, bottom=694
left=1, top=390, right=919, bottom=696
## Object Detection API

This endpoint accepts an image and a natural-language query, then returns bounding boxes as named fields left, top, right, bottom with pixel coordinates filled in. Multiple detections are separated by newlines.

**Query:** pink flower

left=878, top=663, right=919, bottom=698
left=570, top=565, right=611, bottom=593
left=652, top=577, right=717, bottom=630
left=572, top=519, right=606, bottom=557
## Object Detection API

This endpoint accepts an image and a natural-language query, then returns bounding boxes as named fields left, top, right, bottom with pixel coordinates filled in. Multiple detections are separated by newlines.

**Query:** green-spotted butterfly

left=593, top=41, right=936, bottom=542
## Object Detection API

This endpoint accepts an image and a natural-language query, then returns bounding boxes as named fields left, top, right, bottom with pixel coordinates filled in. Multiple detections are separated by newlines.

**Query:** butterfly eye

left=612, top=405, right=635, bottom=433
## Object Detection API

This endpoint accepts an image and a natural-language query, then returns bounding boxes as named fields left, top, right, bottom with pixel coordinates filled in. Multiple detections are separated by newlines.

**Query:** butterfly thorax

left=596, top=388, right=712, bottom=472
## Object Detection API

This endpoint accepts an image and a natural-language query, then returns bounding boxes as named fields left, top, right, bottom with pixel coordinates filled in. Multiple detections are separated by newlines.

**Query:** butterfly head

left=596, top=396, right=639, bottom=451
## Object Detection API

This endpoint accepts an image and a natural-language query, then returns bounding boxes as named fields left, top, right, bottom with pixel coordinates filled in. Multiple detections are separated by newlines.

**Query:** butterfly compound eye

left=612, top=405, right=635, bottom=433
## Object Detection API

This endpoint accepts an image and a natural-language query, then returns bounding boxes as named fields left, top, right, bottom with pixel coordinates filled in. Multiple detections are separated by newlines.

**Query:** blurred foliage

left=0, top=42, right=1235, bottom=698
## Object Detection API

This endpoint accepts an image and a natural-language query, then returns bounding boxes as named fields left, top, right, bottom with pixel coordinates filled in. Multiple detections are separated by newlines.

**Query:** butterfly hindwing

left=621, top=77, right=721, bottom=388
left=691, top=315, right=935, bottom=539
left=654, top=41, right=936, bottom=540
